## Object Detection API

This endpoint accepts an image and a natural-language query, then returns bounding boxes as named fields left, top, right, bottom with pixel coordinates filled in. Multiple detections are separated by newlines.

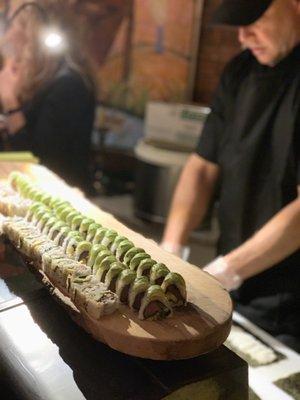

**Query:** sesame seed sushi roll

left=115, top=239, right=134, bottom=262
left=104, top=261, right=125, bottom=292
left=85, top=222, right=102, bottom=242
left=129, top=252, right=151, bottom=271
left=138, top=286, right=172, bottom=320
left=149, top=263, right=170, bottom=286
left=83, top=284, right=119, bottom=319
left=116, top=269, right=136, bottom=304
left=161, top=272, right=187, bottom=307
left=128, top=276, right=150, bottom=311
left=136, top=258, right=156, bottom=279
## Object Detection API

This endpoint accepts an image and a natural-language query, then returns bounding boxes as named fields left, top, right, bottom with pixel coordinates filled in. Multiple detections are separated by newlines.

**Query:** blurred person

left=162, top=0, right=300, bottom=352
left=0, top=0, right=96, bottom=192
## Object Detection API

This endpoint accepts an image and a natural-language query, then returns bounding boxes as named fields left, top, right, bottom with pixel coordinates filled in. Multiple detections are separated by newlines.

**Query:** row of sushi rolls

left=0, top=172, right=187, bottom=321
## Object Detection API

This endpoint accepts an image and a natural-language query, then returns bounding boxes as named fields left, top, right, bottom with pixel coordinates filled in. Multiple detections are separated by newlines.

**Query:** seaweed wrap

left=42, top=216, right=58, bottom=235
left=116, top=269, right=136, bottom=304
left=93, top=249, right=113, bottom=273
left=104, top=261, right=125, bottom=292
left=128, top=276, right=150, bottom=311
left=149, top=263, right=170, bottom=286
left=95, top=255, right=117, bottom=282
left=123, top=247, right=145, bottom=266
left=101, top=229, right=118, bottom=248
left=48, top=221, right=67, bottom=241
left=79, top=218, right=95, bottom=238
left=83, top=284, right=119, bottom=319
left=138, top=285, right=172, bottom=320
left=115, top=239, right=134, bottom=262
left=54, top=226, right=71, bottom=246
left=87, top=244, right=107, bottom=268
left=92, top=227, right=108, bottom=245
left=129, top=252, right=151, bottom=271
left=136, top=258, right=156, bottom=278
left=36, top=212, right=53, bottom=232
left=85, top=222, right=101, bottom=242
left=161, top=272, right=187, bottom=307
left=74, top=241, right=92, bottom=264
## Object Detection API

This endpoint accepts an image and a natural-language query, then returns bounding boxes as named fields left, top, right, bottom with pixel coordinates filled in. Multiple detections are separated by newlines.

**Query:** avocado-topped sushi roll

left=54, top=226, right=71, bottom=246
left=48, top=221, right=67, bottom=241
left=85, top=222, right=102, bottom=242
left=26, top=202, right=43, bottom=222
left=138, top=285, right=172, bottom=320
left=79, top=218, right=95, bottom=238
left=136, top=258, right=156, bottom=278
left=95, top=255, right=117, bottom=282
left=59, top=206, right=75, bottom=222
left=42, top=216, right=58, bottom=235
left=66, top=210, right=81, bottom=226
left=92, top=227, right=108, bottom=245
left=87, top=244, right=107, bottom=268
left=161, top=272, right=187, bottom=307
left=52, top=200, right=71, bottom=211
left=83, top=284, right=119, bottom=319
left=32, top=206, right=49, bottom=225
left=104, top=261, right=125, bottom=292
left=65, top=236, right=82, bottom=259
left=36, top=212, right=53, bottom=232
left=110, top=235, right=127, bottom=254
left=61, top=231, right=84, bottom=252
left=71, top=215, right=85, bottom=231
left=101, top=229, right=118, bottom=248
left=123, top=247, right=145, bottom=266
left=93, top=249, right=113, bottom=273
left=116, top=269, right=136, bottom=304
left=115, top=239, right=134, bottom=262
left=128, top=276, right=150, bottom=311
left=55, top=204, right=72, bottom=219
left=74, top=241, right=92, bottom=264
left=129, top=252, right=151, bottom=271
left=149, top=263, right=170, bottom=286
left=39, top=193, right=52, bottom=207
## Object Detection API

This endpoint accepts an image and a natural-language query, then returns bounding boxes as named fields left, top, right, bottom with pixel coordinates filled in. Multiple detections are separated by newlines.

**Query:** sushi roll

left=68, top=264, right=93, bottom=304
left=61, top=231, right=83, bottom=252
left=85, top=222, right=101, bottom=242
left=54, top=226, right=71, bottom=246
left=39, top=193, right=52, bottom=207
left=92, top=227, right=108, bottom=245
left=161, top=272, right=187, bottom=307
left=66, top=210, right=81, bottom=226
left=79, top=218, right=95, bottom=238
left=74, top=241, right=92, bottom=264
left=31, top=240, right=58, bottom=265
left=149, top=263, right=170, bottom=286
left=110, top=235, right=127, bottom=254
left=36, top=212, right=53, bottom=232
left=83, top=284, right=119, bottom=319
left=138, top=286, right=172, bottom=320
left=123, top=247, right=145, bottom=266
left=48, top=221, right=68, bottom=241
left=116, top=269, right=136, bottom=304
left=59, top=206, right=76, bottom=222
left=65, top=236, right=82, bottom=259
left=42, top=216, right=58, bottom=235
left=93, top=249, right=113, bottom=273
left=95, top=255, right=117, bottom=282
left=87, top=244, right=107, bottom=268
left=129, top=252, right=151, bottom=271
left=41, top=247, right=66, bottom=273
left=71, top=214, right=85, bottom=231
left=136, top=258, right=156, bottom=278
left=101, top=229, right=118, bottom=248
left=128, top=276, right=150, bottom=311
left=115, top=239, right=134, bottom=262
left=104, top=261, right=125, bottom=292
left=26, top=202, right=43, bottom=222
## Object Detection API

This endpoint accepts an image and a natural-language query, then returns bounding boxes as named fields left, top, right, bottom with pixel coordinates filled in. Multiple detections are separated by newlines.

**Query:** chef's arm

left=204, top=197, right=300, bottom=289
left=162, top=153, right=220, bottom=253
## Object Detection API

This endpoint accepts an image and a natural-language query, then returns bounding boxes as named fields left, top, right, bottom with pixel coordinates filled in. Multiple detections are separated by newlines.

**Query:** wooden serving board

left=0, top=162, right=233, bottom=360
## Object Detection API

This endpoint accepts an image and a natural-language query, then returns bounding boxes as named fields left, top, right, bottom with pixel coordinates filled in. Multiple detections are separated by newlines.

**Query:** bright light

left=44, top=32, right=63, bottom=49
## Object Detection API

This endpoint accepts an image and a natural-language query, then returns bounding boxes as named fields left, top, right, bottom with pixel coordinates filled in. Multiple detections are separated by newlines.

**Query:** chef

left=162, top=0, right=300, bottom=352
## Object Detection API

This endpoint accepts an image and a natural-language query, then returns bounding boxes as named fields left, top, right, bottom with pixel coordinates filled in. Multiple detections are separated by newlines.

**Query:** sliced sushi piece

left=66, top=210, right=81, bottom=226
left=129, top=252, right=151, bottom=271
left=60, top=206, right=76, bottom=222
left=68, top=265, right=93, bottom=304
left=39, top=193, right=52, bottom=207
left=74, top=241, right=92, bottom=264
left=71, top=214, right=84, bottom=231
left=115, top=239, right=134, bottom=262
left=95, top=255, right=117, bottom=282
left=85, top=222, right=102, bottom=242
left=110, top=235, right=127, bottom=254
left=79, top=218, right=95, bottom=238
left=65, top=236, right=82, bottom=259
left=41, top=247, right=66, bottom=273
left=123, top=247, right=145, bottom=266
left=92, top=227, right=108, bottom=245
left=32, top=241, right=58, bottom=265
left=149, top=263, right=170, bottom=286
left=42, top=216, right=58, bottom=235
left=136, top=258, right=156, bottom=278
left=51, top=258, right=80, bottom=286
left=54, top=226, right=71, bottom=246
left=26, top=202, right=44, bottom=222
left=104, top=261, right=125, bottom=292
left=36, top=212, right=54, bottom=232
left=83, top=284, right=119, bottom=319
left=93, top=249, right=113, bottom=273
left=116, top=269, right=136, bottom=304
left=61, top=231, right=84, bottom=252
left=138, top=285, right=172, bottom=320
left=128, top=276, right=150, bottom=311
left=48, top=221, right=67, bottom=241
left=161, top=272, right=187, bottom=307
left=101, top=229, right=118, bottom=248
left=87, top=244, right=107, bottom=268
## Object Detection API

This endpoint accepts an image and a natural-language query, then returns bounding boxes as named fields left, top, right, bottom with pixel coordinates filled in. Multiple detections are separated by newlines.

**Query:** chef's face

left=238, top=0, right=300, bottom=66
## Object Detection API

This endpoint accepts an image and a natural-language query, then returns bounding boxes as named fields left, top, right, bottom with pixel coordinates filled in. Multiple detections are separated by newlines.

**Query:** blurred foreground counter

left=0, top=247, right=248, bottom=400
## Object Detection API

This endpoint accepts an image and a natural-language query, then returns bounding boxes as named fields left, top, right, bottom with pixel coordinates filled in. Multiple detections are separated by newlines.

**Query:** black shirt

left=197, top=46, right=300, bottom=335
left=7, top=65, right=95, bottom=192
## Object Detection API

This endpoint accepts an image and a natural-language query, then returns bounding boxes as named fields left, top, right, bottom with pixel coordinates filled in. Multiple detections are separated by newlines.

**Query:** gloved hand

left=160, top=242, right=190, bottom=261
left=203, top=256, right=243, bottom=291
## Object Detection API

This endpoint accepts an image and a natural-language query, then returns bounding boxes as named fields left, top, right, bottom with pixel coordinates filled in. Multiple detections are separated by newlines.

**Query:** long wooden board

left=0, top=162, right=233, bottom=359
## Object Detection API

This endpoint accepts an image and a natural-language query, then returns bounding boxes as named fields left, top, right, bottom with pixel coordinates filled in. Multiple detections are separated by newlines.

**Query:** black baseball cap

left=212, top=0, right=274, bottom=26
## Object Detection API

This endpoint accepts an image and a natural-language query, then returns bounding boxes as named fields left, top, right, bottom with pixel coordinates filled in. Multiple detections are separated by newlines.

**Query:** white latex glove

left=160, top=242, right=190, bottom=261
left=203, top=256, right=243, bottom=291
